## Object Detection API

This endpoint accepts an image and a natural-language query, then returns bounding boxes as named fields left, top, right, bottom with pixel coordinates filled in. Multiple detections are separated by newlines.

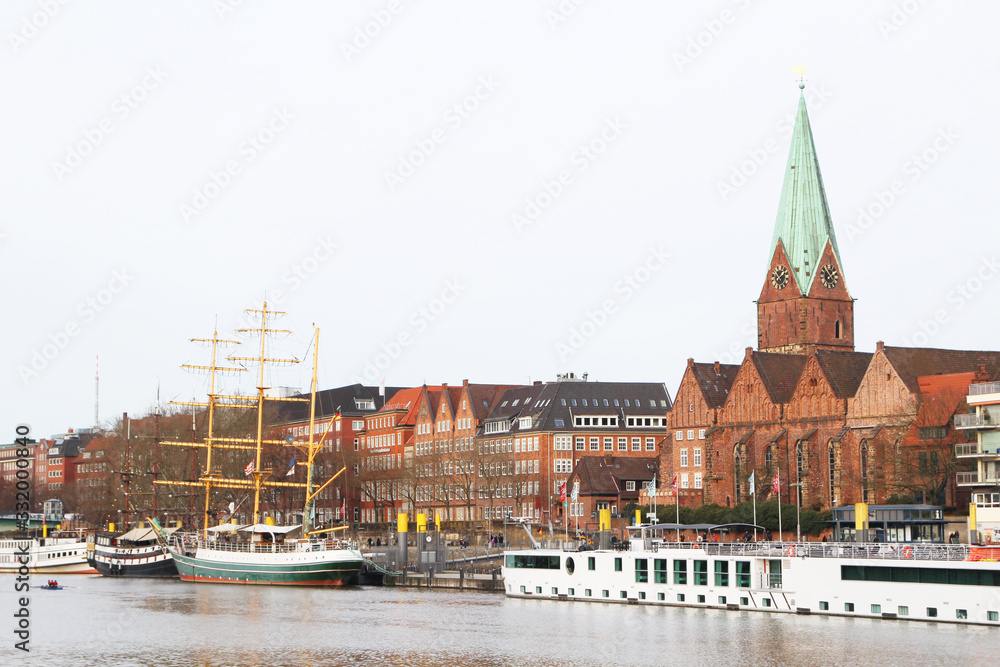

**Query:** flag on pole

left=228, top=501, right=235, bottom=514
left=285, top=457, right=296, bottom=477
left=333, top=411, right=342, bottom=421
left=340, top=499, right=346, bottom=519
left=558, top=482, right=566, bottom=503
left=671, top=475, right=678, bottom=496
left=244, top=461, right=254, bottom=477
left=571, top=481, right=579, bottom=501
left=772, top=472, right=780, bottom=495
left=379, top=378, right=386, bottom=397
left=748, top=471, right=756, bottom=495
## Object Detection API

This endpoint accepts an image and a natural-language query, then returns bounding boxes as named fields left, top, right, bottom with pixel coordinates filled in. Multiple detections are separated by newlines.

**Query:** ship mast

left=230, top=302, right=303, bottom=524
left=157, top=303, right=341, bottom=536
left=159, top=328, right=249, bottom=536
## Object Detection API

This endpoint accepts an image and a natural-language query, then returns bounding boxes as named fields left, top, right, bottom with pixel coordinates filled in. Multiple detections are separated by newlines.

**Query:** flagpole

left=776, top=470, right=782, bottom=543
left=672, top=475, right=679, bottom=542
left=750, top=472, right=757, bottom=542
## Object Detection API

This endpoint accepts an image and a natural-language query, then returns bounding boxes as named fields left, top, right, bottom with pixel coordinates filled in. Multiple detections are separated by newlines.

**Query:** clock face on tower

left=820, top=263, right=839, bottom=289
left=770, top=264, right=790, bottom=290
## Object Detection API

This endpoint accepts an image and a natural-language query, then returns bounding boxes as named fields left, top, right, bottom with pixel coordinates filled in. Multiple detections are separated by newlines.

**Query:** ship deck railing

left=170, top=535, right=358, bottom=555
left=630, top=540, right=970, bottom=562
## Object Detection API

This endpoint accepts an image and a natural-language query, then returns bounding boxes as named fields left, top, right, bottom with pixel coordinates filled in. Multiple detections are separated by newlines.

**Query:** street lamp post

left=790, top=483, right=803, bottom=542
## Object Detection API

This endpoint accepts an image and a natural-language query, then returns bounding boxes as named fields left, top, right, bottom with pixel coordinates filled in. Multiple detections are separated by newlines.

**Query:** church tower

left=757, top=83, right=854, bottom=353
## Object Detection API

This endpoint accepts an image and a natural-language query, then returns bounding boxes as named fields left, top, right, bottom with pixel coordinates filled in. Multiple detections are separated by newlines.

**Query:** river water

left=1, top=575, right=992, bottom=666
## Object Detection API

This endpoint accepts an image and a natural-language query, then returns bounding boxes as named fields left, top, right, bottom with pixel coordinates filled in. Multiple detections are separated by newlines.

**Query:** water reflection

left=1, top=575, right=990, bottom=666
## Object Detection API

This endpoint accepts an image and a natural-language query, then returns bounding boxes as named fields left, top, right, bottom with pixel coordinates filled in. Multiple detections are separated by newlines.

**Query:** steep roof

left=689, top=362, right=740, bottom=408
left=383, top=386, right=441, bottom=426
left=769, top=88, right=841, bottom=294
left=750, top=352, right=808, bottom=404
left=572, top=456, right=658, bottom=496
left=815, top=350, right=874, bottom=399
left=279, top=384, right=401, bottom=422
left=468, top=384, right=515, bottom=420
left=485, top=381, right=672, bottom=434
left=882, top=347, right=1000, bottom=394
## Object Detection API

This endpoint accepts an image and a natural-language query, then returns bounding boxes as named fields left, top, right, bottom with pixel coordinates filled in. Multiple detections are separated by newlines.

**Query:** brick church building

left=661, top=85, right=1000, bottom=512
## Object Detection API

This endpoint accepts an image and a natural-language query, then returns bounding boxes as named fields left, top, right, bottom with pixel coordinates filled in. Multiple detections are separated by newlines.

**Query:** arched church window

left=828, top=442, right=837, bottom=505
left=796, top=442, right=804, bottom=506
left=860, top=440, right=870, bottom=503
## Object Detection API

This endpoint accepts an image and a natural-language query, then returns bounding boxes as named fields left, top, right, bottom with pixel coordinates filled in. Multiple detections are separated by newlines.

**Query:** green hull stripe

left=172, top=552, right=362, bottom=583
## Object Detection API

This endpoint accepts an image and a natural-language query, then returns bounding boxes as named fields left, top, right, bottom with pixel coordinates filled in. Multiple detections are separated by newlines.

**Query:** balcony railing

left=957, top=471, right=1000, bottom=486
left=955, top=414, right=996, bottom=429
left=970, top=382, right=1000, bottom=396
left=955, top=443, right=980, bottom=457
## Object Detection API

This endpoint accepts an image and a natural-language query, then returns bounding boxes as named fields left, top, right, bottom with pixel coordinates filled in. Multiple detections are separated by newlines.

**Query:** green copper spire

left=768, top=86, right=841, bottom=294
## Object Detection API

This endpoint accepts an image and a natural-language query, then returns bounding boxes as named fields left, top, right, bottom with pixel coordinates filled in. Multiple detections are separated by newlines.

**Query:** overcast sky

left=3, top=1, right=998, bottom=441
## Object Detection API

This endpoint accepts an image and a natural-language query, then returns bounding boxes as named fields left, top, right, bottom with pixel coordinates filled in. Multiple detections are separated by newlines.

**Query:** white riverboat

left=502, top=524, right=1000, bottom=626
left=0, top=535, right=97, bottom=574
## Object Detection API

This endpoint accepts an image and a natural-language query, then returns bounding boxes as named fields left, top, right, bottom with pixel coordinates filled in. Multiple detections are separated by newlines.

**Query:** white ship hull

left=502, top=540, right=1000, bottom=626
left=0, top=537, right=97, bottom=574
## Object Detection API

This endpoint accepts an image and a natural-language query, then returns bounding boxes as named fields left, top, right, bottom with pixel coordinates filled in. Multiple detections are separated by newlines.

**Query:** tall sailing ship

left=151, top=303, right=363, bottom=586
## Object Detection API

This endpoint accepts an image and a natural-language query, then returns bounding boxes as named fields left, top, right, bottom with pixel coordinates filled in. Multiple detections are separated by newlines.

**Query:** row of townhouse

left=345, top=376, right=672, bottom=526
left=272, top=377, right=671, bottom=527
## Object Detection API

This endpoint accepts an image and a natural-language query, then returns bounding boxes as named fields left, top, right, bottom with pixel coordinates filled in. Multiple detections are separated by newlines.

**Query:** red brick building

left=658, top=87, right=1000, bottom=512
left=412, top=381, right=520, bottom=524
left=565, top=455, right=658, bottom=528
left=277, top=384, right=400, bottom=524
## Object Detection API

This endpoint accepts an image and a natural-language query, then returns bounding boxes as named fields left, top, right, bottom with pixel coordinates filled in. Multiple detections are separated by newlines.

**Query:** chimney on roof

left=714, top=361, right=720, bottom=375
left=745, top=347, right=754, bottom=359
left=442, top=383, right=447, bottom=389
left=463, top=379, right=469, bottom=387
left=533, top=380, right=542, bottom=386
left=876, top=340, right=885, bottom=352
left=687, top=358, right=695, bottom=369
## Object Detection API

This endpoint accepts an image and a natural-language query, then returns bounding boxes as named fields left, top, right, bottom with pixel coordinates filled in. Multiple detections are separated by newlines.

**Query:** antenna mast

left=95, top=356, right=100, bottom=429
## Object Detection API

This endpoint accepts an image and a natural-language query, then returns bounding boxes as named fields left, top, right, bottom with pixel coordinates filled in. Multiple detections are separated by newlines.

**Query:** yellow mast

left=165, top=329, right=244, bottom=537
left=158, top=303, right=348, bottom=536
left=303, top=327, right=319, bottom=535
left=229, top=302, right=301, bottom=525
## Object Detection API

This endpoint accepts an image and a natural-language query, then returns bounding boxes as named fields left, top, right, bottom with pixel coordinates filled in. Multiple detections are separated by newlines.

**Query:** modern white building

left=956, top=380, right=1000, bottom=542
